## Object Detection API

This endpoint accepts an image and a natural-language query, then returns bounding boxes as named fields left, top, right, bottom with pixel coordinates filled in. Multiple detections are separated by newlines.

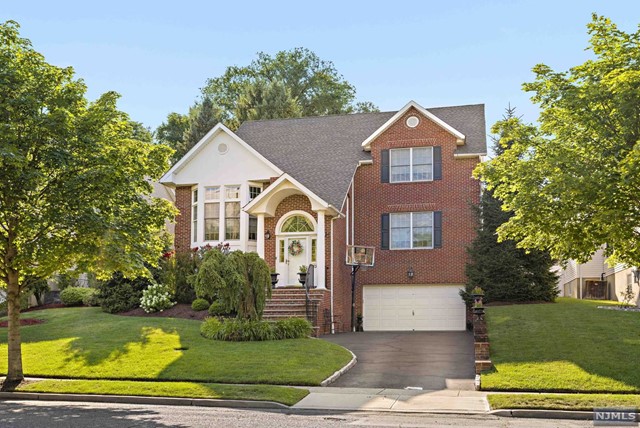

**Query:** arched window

left=281, top=215, right=314, bottom=233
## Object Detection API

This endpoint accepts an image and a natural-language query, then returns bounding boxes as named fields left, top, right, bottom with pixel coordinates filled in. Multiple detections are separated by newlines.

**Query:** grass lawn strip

left=483, top=298, right=640, bottom=392
left=488, top=393, right=640, bottom=411
left=17, top=379, right=309, bottom=406
left=0, top=307, right=352, bottom=386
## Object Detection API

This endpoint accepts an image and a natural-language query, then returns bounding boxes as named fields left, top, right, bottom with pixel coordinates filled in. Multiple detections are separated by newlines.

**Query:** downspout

left=330, top=216, right=337, bottom=334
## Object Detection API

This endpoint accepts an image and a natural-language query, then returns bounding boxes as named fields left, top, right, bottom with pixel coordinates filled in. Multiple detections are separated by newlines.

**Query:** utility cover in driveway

left=363, top=285, right=466, bottom=331
left=323, top=331, right=475, bottom=390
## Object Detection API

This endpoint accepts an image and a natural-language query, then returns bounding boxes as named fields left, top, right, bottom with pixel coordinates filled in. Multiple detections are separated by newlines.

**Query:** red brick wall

left=174, top=186, right=192, bottom=253
left=353, top=106, right=481, bottom=288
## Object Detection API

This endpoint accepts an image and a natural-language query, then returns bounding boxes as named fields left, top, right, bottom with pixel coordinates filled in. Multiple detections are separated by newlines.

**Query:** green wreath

left=288, top=239, right=303, bottom=256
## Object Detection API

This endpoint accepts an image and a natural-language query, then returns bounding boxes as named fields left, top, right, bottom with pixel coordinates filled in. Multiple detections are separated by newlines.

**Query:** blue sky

left=4, top=1, right=640, bottom=145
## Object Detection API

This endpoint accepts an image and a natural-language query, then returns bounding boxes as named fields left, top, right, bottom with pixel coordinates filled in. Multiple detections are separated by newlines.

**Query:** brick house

left=160, top=101, right=486, bottom=332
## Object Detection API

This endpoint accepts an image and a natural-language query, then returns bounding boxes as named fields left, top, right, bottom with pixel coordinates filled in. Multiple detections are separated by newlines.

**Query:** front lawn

left=488, top=393, right=640, bottom=411
left=483, top=298, right=640, bottom=392
left=0, top=307, right=352, bottom=386
left=17, top=379, right=308, bottom=406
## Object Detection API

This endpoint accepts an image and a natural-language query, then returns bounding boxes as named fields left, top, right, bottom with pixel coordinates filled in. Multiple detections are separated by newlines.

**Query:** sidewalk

left=293, top=387, right=490, bottom=413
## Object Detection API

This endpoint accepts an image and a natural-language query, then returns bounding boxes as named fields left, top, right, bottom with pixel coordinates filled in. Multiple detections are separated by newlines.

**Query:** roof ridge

left=239, top=110, right=397, bottom=126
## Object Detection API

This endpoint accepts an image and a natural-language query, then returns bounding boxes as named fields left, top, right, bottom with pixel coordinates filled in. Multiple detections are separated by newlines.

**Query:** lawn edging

left=0, top=391, right=290, bottom=409
left=490, top=409, right=594, bottom=421
left=320, top=348, right=357, bottom=386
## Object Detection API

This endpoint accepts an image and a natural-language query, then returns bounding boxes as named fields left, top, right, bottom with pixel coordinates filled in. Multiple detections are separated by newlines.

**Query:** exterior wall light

left=407, top=267, right=414, bottom=279
left=265, top=230, right=271, bottom=240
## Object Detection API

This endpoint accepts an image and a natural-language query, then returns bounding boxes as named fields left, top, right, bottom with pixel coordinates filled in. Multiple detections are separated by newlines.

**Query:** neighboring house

left=160, top=101, right=486, bottom=332
left=557, top=249, right=640, bottom=305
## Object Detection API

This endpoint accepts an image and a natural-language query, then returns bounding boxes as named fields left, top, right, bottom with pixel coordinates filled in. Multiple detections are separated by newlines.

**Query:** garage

left=363, top=285, right=466, bottom=331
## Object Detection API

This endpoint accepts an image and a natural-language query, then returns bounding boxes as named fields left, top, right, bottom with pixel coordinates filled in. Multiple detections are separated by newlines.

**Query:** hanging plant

left=288, top=239, right=303, bottom=256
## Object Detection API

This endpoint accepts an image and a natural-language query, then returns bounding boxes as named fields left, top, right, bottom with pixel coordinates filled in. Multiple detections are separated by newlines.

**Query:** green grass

left=0, top=307, right=352, bottom=385
left=488, top=393, right=640, bottom=411
left=483, top=298, right=640, bottom=392
left=16, top=379, right=308, bottom=406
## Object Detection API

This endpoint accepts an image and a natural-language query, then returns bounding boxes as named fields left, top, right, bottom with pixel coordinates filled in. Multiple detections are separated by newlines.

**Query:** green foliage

left=477, top=15, right=640, bottom=267
left=140, top=283, right=175, bottom=313
left=194, top=249, right=272, bottom=320
left=200, top=317, right=312, bottom=341
left=98, top=273, right=152, bottom=313
left=81, top=289, right=100, bottom=307
left=60, top=287, right=95, bottom=306
left=191, top=298, right=210, bottom=312
left=182, top=96, right=224, bottom=155
left=152, top=251, right=197, bottom=304
left=155, top=112, right=190, bottom=165
left=202, top=48, right=378, bottom=130
left=208, top=300, right=228, bottom=317
left=22, top=276, right=50, bottom=306
left=465, top=107, right=558, bottom=305
left=55, top=273, right=78, bottom=291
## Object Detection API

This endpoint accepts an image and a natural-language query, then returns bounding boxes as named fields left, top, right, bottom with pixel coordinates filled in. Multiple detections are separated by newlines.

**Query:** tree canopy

left=0, top=20, right=175, bottom=382
left=477, top=15, right=640, bottom=267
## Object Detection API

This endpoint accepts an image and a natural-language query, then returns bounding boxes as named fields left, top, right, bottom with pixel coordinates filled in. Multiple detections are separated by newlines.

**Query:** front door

left=277, top=236, right=310, bottom=285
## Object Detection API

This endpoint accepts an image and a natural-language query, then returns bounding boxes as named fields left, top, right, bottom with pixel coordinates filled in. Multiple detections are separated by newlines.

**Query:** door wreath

left=288, top=239, right=304, bottom=256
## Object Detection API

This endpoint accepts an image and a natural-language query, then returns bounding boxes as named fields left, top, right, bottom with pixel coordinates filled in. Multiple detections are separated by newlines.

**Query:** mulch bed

left=23, top=303, right=66, bottom=313
left=119, top=304, right=208, bottom=321
left=0, top=318, right=46, bottom=327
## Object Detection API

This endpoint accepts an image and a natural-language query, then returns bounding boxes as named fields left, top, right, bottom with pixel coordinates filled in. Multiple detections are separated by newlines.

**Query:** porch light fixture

left=407, top=267, right=414, bottom=279
left=264, top=230, right=271, bottom=240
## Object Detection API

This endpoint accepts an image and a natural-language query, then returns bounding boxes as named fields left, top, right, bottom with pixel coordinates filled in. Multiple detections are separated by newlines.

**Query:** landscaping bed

left=119, top=304, right=208, bottom=321
left=483, top=298, right=640, bottom=392
left=0, top=307, right=352, bottom=386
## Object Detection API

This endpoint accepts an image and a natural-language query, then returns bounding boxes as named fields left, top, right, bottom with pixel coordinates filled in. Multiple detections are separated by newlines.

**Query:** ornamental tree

left=477, top=15, right=640, bottom=267
left=0, top=21, right=175, bottom=384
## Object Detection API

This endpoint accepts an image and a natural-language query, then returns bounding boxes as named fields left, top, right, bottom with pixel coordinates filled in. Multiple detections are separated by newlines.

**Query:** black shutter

left=381, top=149, right=390, bottom=183
left=434, top=211, right=442, bottom=248
left=381, top=213, right=390, bottom=250
left=433, top=146, right=442, bottom=180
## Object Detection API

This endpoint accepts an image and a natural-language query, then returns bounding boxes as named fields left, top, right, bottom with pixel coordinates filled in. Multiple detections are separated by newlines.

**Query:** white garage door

left=363, top=285, right=466, bottom=331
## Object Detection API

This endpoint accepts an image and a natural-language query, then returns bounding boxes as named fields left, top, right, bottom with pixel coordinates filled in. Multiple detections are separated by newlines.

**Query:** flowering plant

left=140, top=283, right=176, bottom=313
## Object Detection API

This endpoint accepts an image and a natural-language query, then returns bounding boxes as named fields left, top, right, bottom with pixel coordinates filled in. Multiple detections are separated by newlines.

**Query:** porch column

left=256, top=213, right=265, bottom=259
left=317, top=210, right=326, bottom=289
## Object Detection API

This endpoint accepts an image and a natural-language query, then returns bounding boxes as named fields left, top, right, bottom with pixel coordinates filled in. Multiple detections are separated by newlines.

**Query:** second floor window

left=390, top=147, right=433, bottom=183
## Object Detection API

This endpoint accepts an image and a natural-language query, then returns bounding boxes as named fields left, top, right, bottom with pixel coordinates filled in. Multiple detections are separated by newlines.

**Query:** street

left=0, top=400, right=594, bottom=428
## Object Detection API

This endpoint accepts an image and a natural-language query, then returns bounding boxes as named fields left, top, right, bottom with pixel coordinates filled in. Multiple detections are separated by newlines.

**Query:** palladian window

left=281, top=215, right=314, bottom=233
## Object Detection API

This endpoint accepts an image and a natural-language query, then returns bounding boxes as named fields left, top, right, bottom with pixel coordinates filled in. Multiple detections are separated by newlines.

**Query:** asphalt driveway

left=322, top=331, right=475, bottom=390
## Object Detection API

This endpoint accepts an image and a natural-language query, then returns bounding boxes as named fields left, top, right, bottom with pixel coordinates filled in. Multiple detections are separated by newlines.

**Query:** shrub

left=56, top=273, right=78, bottom=291
left=152, top=251, right=197, bottom=304
left=200, top=317, right=312, bottom=341
left=98, top=273, right=153, bottom=314
left=140, top=284, right=175, bottom=313
left=82, top=289, right=100, bottom=307
left=60, top=287, right=94, bottom=306
left=208, top=300, right=228, bottom=316
left=23, top=276, right=50, bottom=306
left=191, top=298, right=210, bottom=311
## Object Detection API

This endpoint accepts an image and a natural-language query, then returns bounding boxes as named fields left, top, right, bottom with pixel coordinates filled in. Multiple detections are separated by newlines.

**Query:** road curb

left=0, top=391, right=289, bottom=410
left=320, top=350, right=357, bottom=387
left=490, top=409, right=595, bottom=420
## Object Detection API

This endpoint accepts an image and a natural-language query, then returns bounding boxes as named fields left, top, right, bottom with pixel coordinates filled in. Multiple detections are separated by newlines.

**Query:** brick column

left=174, top=186, right=192, bottom=253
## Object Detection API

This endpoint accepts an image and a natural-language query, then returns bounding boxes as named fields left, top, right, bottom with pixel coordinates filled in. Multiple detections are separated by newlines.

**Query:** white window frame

left=191, top=187, right=198, bottom=243
left=390, top=211, right=434, bottom=250
left=390, top=147, right=434, bottom=183
left=224, top=185, right=241, bottom=241
left=203, top=186, right=220, bottom=242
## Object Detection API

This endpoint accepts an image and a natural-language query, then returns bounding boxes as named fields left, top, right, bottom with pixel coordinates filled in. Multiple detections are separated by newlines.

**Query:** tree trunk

left=6, top=268, right=23, bottom=383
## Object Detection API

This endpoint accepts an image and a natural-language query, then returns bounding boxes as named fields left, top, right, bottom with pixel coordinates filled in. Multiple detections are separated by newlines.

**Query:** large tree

left=202, top=47, right=378, bottom=129
left=235, top=78, right=302, bottom=124
left=477, top=15, right=640, bottom=267
left=0, top=21, right=175, bottom=384
left=155, top=112, right=190, bottom=164
left=465, top=107, right=558, bottom=303
left=181, top=96, right=224, bottom=157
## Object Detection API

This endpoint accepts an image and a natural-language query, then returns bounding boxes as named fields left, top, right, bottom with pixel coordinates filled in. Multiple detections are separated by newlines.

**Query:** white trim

left=389, top=146, right=434, bottom=183
left=361, top=101, right=466, bottom=151
left=453, top=152, right=486, bottom=159
left=389, top=211, right=435, bottom=250
left=244, top=173, right=340, bottom=216
left=275, top=210, right=317, bottom=234
left=160, top=123, right=283, bottom=185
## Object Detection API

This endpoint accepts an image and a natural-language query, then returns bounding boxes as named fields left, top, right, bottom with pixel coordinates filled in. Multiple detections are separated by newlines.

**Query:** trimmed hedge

left=191, top=298, right=210, bottom=312
left=60, top=287, right=95, bottom=306
left=208, top=300, right=228, bottom=316
left=200, top=317, right=312, bottom=341
left=98, top=273, right=152, bottom=314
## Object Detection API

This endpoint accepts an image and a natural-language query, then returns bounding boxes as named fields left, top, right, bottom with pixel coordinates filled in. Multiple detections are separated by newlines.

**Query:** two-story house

left=160, top=101, right=486, bottom=332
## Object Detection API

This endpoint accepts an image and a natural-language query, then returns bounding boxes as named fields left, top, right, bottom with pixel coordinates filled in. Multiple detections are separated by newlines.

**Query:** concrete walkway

left=293, top=387, right=490, bottom=413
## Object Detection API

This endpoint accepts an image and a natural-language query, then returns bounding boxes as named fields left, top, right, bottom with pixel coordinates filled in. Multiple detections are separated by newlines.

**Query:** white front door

left=277, top=237, right=311, bottom=285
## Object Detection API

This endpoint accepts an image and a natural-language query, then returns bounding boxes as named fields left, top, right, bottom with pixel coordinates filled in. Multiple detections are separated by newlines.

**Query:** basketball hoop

left=345, top=245, right=375, bottom=332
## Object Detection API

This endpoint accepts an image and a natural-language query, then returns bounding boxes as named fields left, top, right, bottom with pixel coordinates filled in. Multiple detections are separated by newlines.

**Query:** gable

left=160, top=125, right=282, bottom=186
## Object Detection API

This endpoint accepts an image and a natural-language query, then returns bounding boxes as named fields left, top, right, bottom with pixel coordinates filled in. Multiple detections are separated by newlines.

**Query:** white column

left=256, top=213, right=265, bottom=258
left=316, top=210, right=326, bottom=289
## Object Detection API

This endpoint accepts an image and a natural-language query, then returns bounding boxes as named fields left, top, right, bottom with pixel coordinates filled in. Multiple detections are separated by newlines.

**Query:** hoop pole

left=350, top=264, right=360, bottom=332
